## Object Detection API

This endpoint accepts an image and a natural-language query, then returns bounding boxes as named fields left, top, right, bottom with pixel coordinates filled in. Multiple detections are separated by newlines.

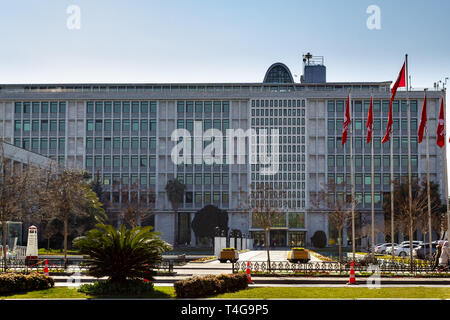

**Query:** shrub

left=311, top=231, right=327, bottom=248
left=73, top=224, right=172, bottom=283
left=216, top=273, right=248, bottom=293
left=174, top=273, right=248, bottom=298
left=222, top=247, right=236, bottom=251
left=0, top=273, right=54, bottom=294
left=79, top=279, right=154, bottom=296
left=292, top=247, right=305, bottom=251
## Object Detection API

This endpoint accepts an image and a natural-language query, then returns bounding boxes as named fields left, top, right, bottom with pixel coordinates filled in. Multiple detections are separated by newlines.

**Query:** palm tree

left=165, top=179, right=186, bottom=245
left=74, top=224, right=172, bottom=283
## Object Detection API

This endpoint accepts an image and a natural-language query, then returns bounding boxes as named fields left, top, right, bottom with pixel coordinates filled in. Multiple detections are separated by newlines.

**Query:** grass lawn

left=0, top=286, right=176, bottom=299
left=1, top=286, right=449, bottom=299
left=213, top=287, right=450, bottom=299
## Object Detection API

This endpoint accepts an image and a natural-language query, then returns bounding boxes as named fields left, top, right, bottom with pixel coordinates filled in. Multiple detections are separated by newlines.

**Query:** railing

left=232, top=259, right=439, bottom=275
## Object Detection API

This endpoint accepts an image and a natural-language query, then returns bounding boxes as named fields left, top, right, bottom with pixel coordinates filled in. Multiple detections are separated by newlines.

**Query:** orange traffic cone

left=246, top=261, right=252, bottom=284
left=44, top=259, right=49, bottom=276
left=347, top=260, right=357, bottom=285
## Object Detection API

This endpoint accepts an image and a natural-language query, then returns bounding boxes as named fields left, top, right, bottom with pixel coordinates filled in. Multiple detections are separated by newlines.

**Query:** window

left=50, top=102, right=58, bottom=113
left=150, top=120, right=156, bottom=131
left=132, top=101, right=139, bottom=113
left=87, top=120, right=94, bottom=131
left=122, top=120, right=130, bottom=131
left=177, top=101, right=185, bottom=113
left=122, top=102, right=130, bottom=113
left=14, top=102, right=22, bottom=113
left=141, top=101, right=148, bottom=113
left=104, top=101, right=112, bottom=113
left=41, top=120, right=48, bottom=131
left=41, top=102, right=48, bottom=113
left=59, top=120, right=65, bottom=132
left=95, top=102, right=103, bottom=113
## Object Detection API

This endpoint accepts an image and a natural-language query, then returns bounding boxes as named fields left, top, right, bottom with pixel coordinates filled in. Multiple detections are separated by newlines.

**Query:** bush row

left=174, top=273, right=248, bottom=298
left=79, top=279, right=154, bottom=296
left=0, top=273, right=54, bottom=294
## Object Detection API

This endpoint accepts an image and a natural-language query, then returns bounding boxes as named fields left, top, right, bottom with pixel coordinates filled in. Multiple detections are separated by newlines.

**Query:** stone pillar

left=237, top=237, right=242, bottom=251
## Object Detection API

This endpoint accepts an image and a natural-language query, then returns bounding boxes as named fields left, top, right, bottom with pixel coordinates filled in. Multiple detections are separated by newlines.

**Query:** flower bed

left=174, top=273, right=248, bottom=298
left=0, top=273, right=54, bottom=294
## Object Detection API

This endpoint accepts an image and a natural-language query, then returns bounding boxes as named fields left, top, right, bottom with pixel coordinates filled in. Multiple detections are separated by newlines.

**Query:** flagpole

left=370, top=93, right=375, bottom=257
left=406, top=54, right=414, bottom=266
left=424, top=91, right=433, bottom=259
left=350, top=90, right=356, bottom=261
left=390, top=110, right=395, bottom=262
left=444, top=89, right=450, bottom=243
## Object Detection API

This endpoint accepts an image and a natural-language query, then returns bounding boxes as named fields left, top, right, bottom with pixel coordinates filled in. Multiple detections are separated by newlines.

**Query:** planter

left=219, top=249, right=239, bottom=263
left=287, top=248, right=310, bottom=263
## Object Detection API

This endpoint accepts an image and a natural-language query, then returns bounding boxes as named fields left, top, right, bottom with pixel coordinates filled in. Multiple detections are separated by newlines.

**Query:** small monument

left=25, top=225, right=38, bottom=265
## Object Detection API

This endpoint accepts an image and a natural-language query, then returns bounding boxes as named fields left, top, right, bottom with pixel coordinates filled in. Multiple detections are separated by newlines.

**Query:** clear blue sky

left=1, top=0, right=450, bottom=186
left=0, top=0, right=448, bottom=87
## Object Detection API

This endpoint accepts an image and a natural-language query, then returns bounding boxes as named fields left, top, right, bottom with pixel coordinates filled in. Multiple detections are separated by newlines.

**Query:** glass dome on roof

left=263, top=63, right=294, bottom=84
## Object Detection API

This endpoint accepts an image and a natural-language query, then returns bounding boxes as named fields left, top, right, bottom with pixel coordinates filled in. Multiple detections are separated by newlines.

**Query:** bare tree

left=0, top=142, right=41, bottom=270
left=242, top=182, right=286, bottom=272
left=120, top=183, right=155, bottom=229
left=39, top=168, right=104, bottom=267
left=310, top=182, right=353, bottom=261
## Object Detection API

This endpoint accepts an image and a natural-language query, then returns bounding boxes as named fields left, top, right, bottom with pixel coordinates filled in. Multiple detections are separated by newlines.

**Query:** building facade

left=0, top=61, right=446, bottom=247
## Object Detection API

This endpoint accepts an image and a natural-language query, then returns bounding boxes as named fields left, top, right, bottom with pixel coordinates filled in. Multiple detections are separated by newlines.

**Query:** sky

left=0, top=0, right=448, bottom=86
left=0, top=0, right=449, bottom=182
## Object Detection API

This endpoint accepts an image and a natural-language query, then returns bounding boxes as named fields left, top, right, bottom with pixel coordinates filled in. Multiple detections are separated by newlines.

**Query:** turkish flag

left=391, top=62, right=406, bottom=98
left=342, top=94, right=351, bottom=145
left=366, top=96, right=373, bottom=144
left=381, top=99, right=393, bottom=144
left=437, top=97, right=445, bottom=148
left=382, top=62, right=406, bottom=144
left=417, top=94, right=427, bottom=143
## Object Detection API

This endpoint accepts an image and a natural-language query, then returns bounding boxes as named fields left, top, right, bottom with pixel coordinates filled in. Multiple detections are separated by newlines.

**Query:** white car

left=399, top=240, right=424, bottom=247
left=375, top=243, right=398, bottom=254
left=388, top=244, right=420, bottom=257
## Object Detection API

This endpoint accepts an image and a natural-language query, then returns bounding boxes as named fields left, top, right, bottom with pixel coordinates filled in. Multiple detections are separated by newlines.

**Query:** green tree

left=191, top=205, right=228, bottom=246
left=74, top=224, right=172, bottom=283
left=40, top=169, right=104, bottom=268
left=165, top=179, right=186, bottom=245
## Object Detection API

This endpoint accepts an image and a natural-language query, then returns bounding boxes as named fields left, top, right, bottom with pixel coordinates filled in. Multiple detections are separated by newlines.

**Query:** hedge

left=0, top=273, right=54, bottom=294
left=174, top=273, right=248, bottom=298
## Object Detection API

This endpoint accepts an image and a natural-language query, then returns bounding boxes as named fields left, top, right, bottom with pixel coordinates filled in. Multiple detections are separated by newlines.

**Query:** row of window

left=87, top=101, right=157, bottom=114
left=14, top=102, right=66, bottom=114
left=177, top=101, right=230, bottom=113
left=251, top=212, right=306, bottom=229
left=177, top=119, right=229, bottom=131
left=327, top=155, right=419, bottom=169
left=86, top=119, right=157, bottom=132
left=327, top=192, right=383, bottom=206
left=327, top=100, right=418, bottom=114
left=327, top=137, right=418, bottom=151
left=327, top=118, right=418, bottom=132
left=253, top=173, right=306, bottom=182
left=177, top=173, right=229, bottom=185
left=86, top=155, right=157, bottom=168
left=252, top=99, right=305, bottom=108
left=252, top=117, right=305, bottom=126
left=14, top=120, right=65, bottom=132
left=252, top=108, right=305, bottom=117
left=86, top=137, right=156, bottom=150
left=14, top=138, right=65, bottom=151
left=327, top=173, right=420, bottom=186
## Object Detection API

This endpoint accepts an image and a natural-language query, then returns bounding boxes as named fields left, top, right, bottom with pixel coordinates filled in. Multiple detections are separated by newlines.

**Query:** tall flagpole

left=444, top=89, right=450, bottom=243
left=370, top=93, right=375, bottom=257
left=350, top=91, right=356, bottom=261
left=425, top=91, right=432, bottom=259
left=406, top=54, right=414, bottom=264
left=390, top=99, right=395, bottom=262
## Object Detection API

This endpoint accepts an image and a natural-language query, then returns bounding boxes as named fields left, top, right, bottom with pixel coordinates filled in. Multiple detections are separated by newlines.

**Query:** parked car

left=413, top=242, right=439, bottom=259
left=375, top=243, right=398, bottom=254
left=399, top=240, right=424, bottom=247
left=388, top=244, right=420, bottom=257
